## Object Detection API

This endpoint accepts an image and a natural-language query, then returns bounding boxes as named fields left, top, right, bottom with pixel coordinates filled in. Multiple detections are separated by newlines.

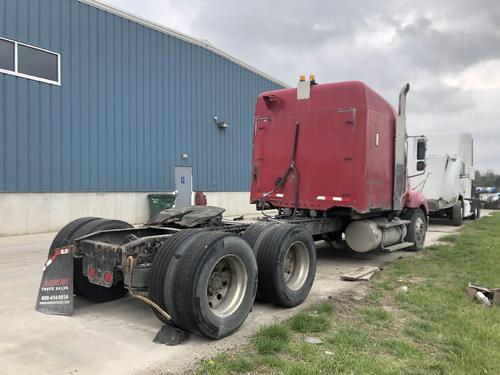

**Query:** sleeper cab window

left=0, top=36, right=60, bottom=86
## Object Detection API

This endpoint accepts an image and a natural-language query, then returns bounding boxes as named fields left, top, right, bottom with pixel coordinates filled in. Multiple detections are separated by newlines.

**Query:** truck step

left=377, top=218, right=410, bottom=229
left=381, top=242, right=414, bottom=253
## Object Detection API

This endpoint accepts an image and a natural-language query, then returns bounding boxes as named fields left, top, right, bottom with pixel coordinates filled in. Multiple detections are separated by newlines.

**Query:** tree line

left=475, top=170, right=500, bottom=188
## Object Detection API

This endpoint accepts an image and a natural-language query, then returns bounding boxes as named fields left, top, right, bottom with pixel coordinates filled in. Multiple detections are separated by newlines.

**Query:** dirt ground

left=0, top=214, right=488, bottom=375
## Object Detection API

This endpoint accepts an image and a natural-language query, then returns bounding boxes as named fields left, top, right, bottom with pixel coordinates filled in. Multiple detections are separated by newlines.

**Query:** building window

left=0, top=36, right=60, bottom=86
left=0, top=38, right=15, bottom=71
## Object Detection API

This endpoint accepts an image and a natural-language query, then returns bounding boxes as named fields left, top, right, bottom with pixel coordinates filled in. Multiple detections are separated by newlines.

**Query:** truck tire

left=403, top=208, right=427, bottom=251
left=242, top=221, right=277, bottom=255
left=72, top=218, right=134, bottom=302
left=451, top=201, right=463, bottom=226
left=471, top=200, right=481, bottom=220
left=48, top=217, right=100, bottom=257
left=242, top=221, right=278, bottom=300
left=256, top=224, right=316, bottom=307
left=149, top=229, right=207, bottom=324
left=167, top=232, right=257, bottom=339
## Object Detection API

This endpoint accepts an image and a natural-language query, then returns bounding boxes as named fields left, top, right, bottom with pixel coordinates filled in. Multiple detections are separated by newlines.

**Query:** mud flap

left=153, top=325, right=189, bottom=346
left=36, top=247, right=74, bottom=316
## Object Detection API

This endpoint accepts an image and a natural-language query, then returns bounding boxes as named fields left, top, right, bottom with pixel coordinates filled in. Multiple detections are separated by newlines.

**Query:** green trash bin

left=147, top=193, right=176, bottom=218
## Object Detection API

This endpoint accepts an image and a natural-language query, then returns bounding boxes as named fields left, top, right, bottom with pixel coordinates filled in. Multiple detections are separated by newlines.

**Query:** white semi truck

left=409, top=133, right=479, bottom=226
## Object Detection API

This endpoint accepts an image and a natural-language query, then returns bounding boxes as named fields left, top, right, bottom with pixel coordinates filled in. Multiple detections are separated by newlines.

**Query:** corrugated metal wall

left=0, top=0, right=283, bottom=192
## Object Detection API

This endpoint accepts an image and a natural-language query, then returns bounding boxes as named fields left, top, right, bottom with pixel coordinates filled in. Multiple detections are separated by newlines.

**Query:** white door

left=175, top=166, right=192, bottom=207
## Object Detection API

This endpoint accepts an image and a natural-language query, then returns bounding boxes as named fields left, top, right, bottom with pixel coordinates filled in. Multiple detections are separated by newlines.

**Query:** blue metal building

left=0, top=0, right=285, bottom=195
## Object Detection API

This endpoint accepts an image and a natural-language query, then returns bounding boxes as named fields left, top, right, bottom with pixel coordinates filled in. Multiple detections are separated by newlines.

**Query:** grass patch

left=287, top=341, right=319, bottom=361
left=251, top=324, right=291, bottom=355
left=256, top=354, right=286, bottom=368
left=289, top=312, right=331, bottom=333
left=197, top=353, right=254, bottom=374
left=326, top=326, right=369, bottom=350
left=283, top=362, right=312, bottom=375
left=379, top=338, right=422, bottom=358
left=360, top=307, right=393, bottom=326
left=308, top=301, right=335, bottom=315
left=196, top=213, right=500, bottom=374
left=438, top=234, right=459, bottom=243
left=226, top=356, right=253, bottom=373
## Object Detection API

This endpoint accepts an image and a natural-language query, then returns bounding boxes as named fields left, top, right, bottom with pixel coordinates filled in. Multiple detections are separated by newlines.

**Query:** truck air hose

left=126, top=256, right=172, bottom=321
left=259, top=121, right=300, bottom=218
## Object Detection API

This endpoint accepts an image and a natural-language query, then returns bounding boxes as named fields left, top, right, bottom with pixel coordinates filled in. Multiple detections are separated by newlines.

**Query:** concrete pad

left=0, top=213, right=491, bottom=374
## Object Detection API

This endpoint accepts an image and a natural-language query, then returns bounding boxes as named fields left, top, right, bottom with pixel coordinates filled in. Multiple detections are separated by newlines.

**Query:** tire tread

left=171, top=232, right=227, bottom=334
left=403, top=208, right=427, bottom=251
left=256, top=224, right=316, bottom=307
left=242, top=221, right=276, bottom=251
left=149, top=229, right=204, bottom=324
left=49, top=217, right=100, bottom=256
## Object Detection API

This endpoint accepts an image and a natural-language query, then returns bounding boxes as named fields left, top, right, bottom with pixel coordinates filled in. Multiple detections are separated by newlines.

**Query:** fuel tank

left=345, top=218, right=407, bottom=253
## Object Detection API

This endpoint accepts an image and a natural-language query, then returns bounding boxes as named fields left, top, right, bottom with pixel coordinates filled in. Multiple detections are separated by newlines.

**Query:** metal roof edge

left=78, top=0, right=290, bottom=88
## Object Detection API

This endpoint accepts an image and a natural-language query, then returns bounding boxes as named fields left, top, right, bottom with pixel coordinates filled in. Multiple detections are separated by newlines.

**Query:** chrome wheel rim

left=415, top=217, right=426, bottom=244
left=207, top=255, right=247, bottom=317
left=283, top=241, right=310, bottom=291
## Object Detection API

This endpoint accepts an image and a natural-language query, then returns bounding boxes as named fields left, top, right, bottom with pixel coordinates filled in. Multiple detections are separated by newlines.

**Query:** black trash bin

left=147, top=193, right=176, bottom=218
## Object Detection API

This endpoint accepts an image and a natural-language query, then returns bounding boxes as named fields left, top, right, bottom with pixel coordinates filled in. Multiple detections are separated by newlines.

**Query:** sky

left=106, top=0, right=500, bottom=172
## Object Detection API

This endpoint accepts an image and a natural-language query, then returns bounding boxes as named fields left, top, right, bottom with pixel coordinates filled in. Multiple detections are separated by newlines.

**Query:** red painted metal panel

left=404, top=189, right=429, bottom=214
left=250, top=81, right=397, bottom=214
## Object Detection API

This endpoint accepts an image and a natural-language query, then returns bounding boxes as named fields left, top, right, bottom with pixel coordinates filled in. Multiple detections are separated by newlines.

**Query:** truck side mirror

left=416, top=138, right=426, bottom=160
left=415, top=137, right=426, bottom=172
left=416, top=161, right=426, bottom=171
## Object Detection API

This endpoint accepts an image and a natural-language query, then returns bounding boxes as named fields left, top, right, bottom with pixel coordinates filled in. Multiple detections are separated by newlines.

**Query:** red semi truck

left=37, top=78, right=428, bottom=340
left=250, top=79, right=428, bottom=253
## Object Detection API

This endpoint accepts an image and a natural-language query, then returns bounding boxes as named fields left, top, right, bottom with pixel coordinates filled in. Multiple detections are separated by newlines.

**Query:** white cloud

left=103, top=0, right=199, bottom=35
left=444, top=60, right=500, bottom=90
left=104, top=0, right=500, bottom=172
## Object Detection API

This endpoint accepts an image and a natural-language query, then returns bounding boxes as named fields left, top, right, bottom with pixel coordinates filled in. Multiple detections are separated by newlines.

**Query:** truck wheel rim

left=283, top=241, right=310, bottom=291
left=415, top=217, right=425, bottom=244
left=207, top=255, right=248, bottom=318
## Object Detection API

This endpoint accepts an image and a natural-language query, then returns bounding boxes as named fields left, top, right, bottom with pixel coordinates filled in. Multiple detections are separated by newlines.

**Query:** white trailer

left=408, top=133, right=479, bottom=226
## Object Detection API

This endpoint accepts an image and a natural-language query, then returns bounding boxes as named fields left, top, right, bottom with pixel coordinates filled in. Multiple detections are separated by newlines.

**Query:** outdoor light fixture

left=213, top=116, right=229, bottom=129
